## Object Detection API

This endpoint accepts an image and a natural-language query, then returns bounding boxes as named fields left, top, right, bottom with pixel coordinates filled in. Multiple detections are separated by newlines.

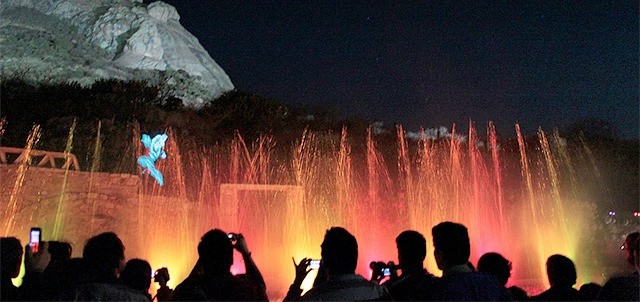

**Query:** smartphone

left=228, top=233, right=236, bottom=241
left=382, top=267, right=391, bottom=277
left=30, top=227, right=41, bottom=253
left=309, top=259, right=321, bottom=270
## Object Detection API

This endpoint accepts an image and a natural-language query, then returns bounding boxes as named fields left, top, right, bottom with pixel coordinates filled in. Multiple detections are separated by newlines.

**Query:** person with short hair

left=75, top=232, right=148, bottom=301
left=40, top=241, right=75, bottom=300
left=531, top=254, right=579, bottom=301
left=477, top=252, right=511, bottom=286
left=431, top=222, right=508, bottom=301
left=120, top=258, right=153, bottom=300
left=172, top=229, right=267, bottom=301
left=383, top=230, right=439, bottom=301
left=286, top=227, right=390, bottom=301
left=478, top=252, right=525, bottom=300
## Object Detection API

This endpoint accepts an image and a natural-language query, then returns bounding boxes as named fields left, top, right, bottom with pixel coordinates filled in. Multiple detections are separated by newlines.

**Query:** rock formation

left=0, top=0, right=234, bottom=105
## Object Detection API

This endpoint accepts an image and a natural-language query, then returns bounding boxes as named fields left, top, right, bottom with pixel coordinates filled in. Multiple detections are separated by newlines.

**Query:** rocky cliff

left=0, top=0, right=234, bottom=105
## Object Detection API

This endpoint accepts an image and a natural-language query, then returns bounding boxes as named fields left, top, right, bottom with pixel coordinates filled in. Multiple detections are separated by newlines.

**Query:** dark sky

left=157, top=0, right=638, bottom=138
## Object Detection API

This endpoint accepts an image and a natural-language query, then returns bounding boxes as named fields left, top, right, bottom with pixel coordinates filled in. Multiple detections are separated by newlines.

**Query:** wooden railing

left=0, top=147, right=80, bottom=170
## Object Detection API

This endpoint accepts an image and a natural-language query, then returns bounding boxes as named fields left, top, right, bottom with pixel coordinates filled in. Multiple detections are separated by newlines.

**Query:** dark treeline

left=0, top=78, right=372, bottom=172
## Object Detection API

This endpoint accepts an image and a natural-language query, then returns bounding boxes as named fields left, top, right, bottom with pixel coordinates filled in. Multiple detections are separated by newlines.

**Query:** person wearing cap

left=597, top=231, right=639, bottom=301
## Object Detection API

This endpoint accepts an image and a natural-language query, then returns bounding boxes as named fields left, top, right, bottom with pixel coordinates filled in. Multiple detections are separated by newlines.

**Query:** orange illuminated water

left=4, top=122, right=611, bottom=299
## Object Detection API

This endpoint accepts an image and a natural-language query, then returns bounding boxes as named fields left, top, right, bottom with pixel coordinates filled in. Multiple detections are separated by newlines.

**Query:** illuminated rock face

left=0, top=0, right=234, bottom=105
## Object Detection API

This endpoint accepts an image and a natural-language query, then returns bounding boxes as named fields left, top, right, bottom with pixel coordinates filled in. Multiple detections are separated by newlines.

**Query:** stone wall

left=0, top=164, right=217, bottom=287
left=0, top=164, right=141, bottom=256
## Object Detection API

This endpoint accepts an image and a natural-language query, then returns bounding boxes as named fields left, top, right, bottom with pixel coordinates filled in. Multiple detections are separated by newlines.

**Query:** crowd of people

left=1, top=222, right=638, bottom=301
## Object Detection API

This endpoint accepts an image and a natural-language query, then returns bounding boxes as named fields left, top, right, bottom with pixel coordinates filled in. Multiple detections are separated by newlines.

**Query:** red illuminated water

left=3, top=122, right=610, bottom=298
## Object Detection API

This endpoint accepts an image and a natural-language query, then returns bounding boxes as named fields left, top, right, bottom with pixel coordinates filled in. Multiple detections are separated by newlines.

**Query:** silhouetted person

left=152, top=267, right=173, bottom=301
left=75, top=232, right=148, bottom=301
left=598, top=231, right=639, bottom=301
left=508, top=286, right=529, bottom=301
left=20, top=240, right=52, bottom=301
left=431, top=222, right=508, bottom=301
left=41, top=241, right=74, bottom=300
left=53, top=257, right=86, bottom=301
left=285, top=227, right=390, bottom=301
left=478, top=252, right=522, bottom=299
left=578, top=283, right=602, bottom=301
left=172, top=229, right=267, bottom=301
left=531, top=254, right=579, bottom=301
left=1, top=237, right=23, bottom=301
left=47, top=241, right=73, bottom=262
left=120, top=259, right=153, bottom=300
left=478, top=252, right=511, bottom=286
left=383, top=230, right=439, bottom=300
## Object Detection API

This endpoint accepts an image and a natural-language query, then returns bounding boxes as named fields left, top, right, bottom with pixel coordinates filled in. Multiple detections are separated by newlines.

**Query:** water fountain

left=0, top=120, right=621, bottom=299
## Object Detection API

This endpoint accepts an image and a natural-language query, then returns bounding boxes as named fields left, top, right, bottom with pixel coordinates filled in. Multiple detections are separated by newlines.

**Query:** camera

left=309, top=259, right=321, bottom=270
left=370, top=261, right=397, bottom=277
left=30, top=227, right=41, bottom=253
left=154, top=267, right=170, bottom=286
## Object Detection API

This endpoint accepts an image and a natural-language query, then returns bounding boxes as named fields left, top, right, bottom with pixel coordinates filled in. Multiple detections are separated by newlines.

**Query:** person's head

left=198, top=229, right=233, bottom=274
left=0, top=237, right=23, bottom=279
left=396, top=230, right=426, bottom=270
left=545, top=254, right=576, bottom=288
left=83, top=232, right=125, bottom=277
left=431, top=222, right=470, bottom=270
left=622, top=231, right=639, bottom=268
left=578, top=282, right=602, bottom=301
left=477, top=252, right=511, bottom=285
left=120, top=258, right=152, bottom=294
left=48, top=241, right=72, bottom=263
left=508, top=286, right=529, bottom=301
left=320, top=227, right=358, bottom=276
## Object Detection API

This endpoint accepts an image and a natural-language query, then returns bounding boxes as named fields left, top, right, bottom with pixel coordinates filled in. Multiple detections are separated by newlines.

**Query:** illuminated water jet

left=1, top=121, right=624, bottom=298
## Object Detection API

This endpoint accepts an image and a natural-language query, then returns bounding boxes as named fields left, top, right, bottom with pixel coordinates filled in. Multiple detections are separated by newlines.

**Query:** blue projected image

left=137, top=133, right=168, bottom=186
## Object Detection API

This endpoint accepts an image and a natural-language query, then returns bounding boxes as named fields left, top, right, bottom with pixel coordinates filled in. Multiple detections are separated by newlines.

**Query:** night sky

left=157, top=0, right=638, bottom=138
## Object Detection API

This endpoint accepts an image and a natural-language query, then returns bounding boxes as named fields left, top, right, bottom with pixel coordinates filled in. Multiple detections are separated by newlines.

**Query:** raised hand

left=231, top=233, right=251, bottom=256
left=291, top=257, right=312, bottom=287
left=25, top=241, right=51, bottom=273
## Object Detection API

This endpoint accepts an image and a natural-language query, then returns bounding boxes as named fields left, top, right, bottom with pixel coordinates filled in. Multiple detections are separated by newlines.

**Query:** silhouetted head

left=578, top=282, right=602, bottom=301
left=396, top=230, right=426, bottom=270
left=54, top=258, right=86, bottom=301
left=622, top=231, right=639, bottom=268
left=83, top=232, right=125, bottom=278
left=1, top=237, right=23, bottom=279
left=120, top=258, right=152, bottom=294
left=431, top=222, right=470, bottom=270
left=477, top=252, right=511, bottom=285
left=546, top=254, right=576, bottom=288
left=508, top=286, right=529, bottom=301
left=198, top=229, right=233, bottom=274
left=48, top=241, right=72, bottom=263
left=321, top=227, right=358, bottom=276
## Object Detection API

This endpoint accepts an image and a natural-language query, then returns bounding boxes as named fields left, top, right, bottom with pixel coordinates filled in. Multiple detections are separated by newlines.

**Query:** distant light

left=608, top=211, right=616, bottom=216
left=620, top=245, right=625, bottom=250
left=633, top=212, right=640, bottom=217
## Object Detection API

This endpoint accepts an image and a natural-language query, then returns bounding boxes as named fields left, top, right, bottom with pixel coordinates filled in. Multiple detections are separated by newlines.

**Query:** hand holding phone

left=230, top=233, right=251, bottom=256
left=25, top=228, right=50, bottom=273
left=291, top=257, right=313, bottom=286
